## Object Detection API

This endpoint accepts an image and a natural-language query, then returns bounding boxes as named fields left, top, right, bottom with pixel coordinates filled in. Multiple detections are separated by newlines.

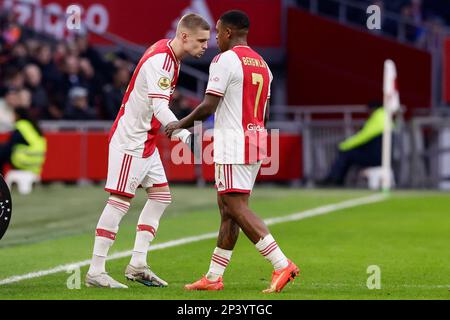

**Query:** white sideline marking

left=0, top=193, right=387, bottom=286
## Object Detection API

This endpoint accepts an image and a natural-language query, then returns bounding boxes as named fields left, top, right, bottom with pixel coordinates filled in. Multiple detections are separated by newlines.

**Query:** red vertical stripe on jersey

left=163, top=53, right=173, bottom=72
left=232, top=47, right=270, bottom=164
left=167, top=39, right=180, bottom=65
left=164, top=53, right=170, bottom=71
left=162, top=54, right=167, bottom=71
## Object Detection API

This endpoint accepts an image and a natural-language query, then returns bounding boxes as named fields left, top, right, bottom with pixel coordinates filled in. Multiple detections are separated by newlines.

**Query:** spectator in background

left=102, top=67, right=130, bottom=120
left=0, top=107, right=46, bottom=176
left=0, top=86, right=31, bottom=130
left=61, top=55, right=89, bottom=91
left=24, top=38, right=40, bottom=63
left=55, top=55, right=91, bottom=109
left=1, top=66, right=25, bottom=92
left=53, top=42, right=68, bottom=67
left=34, top=44, right=61, bottom=90
left=0, top=89, right=16, bottom=130
left=109, top=50, right=135, bottom=73
left=9, top=41, right=30, bottom=70
left=79, top=57, right=99, bottom=106
left=24, top=64, right=49, bottom=119
left=63, top=86, right=96, bottom=120
left=318, top=101, right=386, bottom=186
left=75, top=34, right=111, bottom=84
left=33, top=44, right=63, bottom=119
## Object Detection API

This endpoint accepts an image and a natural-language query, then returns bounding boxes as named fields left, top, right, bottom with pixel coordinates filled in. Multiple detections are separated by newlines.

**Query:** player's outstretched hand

left=165, top=121, right=181, bottom=138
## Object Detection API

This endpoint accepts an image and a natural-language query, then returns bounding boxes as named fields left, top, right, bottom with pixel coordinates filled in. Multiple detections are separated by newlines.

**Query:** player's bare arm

left=165, top=93, right=221, bottom=137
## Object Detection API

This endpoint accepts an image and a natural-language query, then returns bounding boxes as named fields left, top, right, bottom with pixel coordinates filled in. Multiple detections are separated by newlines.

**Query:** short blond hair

left=177, top=13, right=210, bottom=34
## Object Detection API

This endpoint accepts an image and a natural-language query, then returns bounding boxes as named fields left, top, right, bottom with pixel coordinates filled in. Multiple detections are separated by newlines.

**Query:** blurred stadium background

left=0, top=0, right=450, bottom=300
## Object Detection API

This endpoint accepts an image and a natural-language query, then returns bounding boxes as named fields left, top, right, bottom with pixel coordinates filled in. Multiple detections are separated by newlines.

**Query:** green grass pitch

left=0, top=185, right=449, bottom=299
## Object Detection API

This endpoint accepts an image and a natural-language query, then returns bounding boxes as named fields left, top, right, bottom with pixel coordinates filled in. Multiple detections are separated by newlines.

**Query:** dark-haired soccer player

left=85, top=14, right=210, bottom=289
left=166, top=10, right=299, bottom=293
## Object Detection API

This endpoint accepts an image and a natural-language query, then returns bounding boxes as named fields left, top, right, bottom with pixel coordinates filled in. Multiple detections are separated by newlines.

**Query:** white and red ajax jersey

left=109, top=39, right=180, bottom=158
left=206, top=45, right=273, bottom=164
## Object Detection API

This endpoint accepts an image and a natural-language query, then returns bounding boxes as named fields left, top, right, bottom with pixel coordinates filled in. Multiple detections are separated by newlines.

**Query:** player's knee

left=221, top=204, right=234, bottom=221
left=147, top=190, right=172, bottom=205
left=221, top=195, right=246, bottom=217
left=218, top=201, right=227, bottom=216
left=109, top=193, right=132, bottom=203
left=107, top=195, right=131, bottom=215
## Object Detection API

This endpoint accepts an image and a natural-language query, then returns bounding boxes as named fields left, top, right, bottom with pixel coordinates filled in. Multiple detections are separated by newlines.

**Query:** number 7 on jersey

left=252, top=73, right=264, bottom=118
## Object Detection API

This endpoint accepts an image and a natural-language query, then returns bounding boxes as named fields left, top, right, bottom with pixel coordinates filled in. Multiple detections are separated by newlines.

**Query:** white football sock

left=129, top=192, right=171, bottom=268
left=206, top=247, right=233, bottom=281
left=88, top=197, right=130, bottom=275
left=255, top=234, right=289, bottom=271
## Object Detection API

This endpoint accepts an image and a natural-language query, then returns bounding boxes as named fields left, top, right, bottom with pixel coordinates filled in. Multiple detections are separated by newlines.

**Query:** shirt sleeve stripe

left=206, top=89, right=224, bottom=97
left=148, top=94, right=170, bottom=101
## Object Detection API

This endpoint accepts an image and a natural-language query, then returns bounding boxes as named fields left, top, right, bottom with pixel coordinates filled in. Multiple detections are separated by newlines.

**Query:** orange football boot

left=184, top=276, right=224, bottom=291
left=263, top=260, right=300, bottom=293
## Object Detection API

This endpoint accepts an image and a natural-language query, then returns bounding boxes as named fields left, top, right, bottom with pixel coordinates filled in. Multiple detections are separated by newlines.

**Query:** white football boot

left=85, top=272, right=128, bottom=288
left=125, top=264, right=168, bottom=287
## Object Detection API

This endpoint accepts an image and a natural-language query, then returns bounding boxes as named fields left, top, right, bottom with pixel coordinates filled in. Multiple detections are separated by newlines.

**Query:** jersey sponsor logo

left=209, top=76, right=220, bottom=82
left=0, top=175, right=12, bottom=241
left=158, top=77, right=171, bottom=90
left=247, top=123, right=265, bottom=132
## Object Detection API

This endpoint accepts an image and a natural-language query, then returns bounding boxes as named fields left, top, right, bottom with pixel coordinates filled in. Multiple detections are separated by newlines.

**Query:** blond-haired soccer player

left=85, top=14, right=210, bottom=288
left=166, top=10, right=299, bottom=293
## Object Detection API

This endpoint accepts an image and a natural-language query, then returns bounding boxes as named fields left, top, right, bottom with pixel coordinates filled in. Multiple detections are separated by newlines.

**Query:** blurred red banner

left=2, top=0, right=282, bottom=47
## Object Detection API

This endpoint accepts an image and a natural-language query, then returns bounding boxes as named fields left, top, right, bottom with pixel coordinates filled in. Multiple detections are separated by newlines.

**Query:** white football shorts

left=105, top=145, right=168, bottom=198
left=215, top=161, right=262, bottom=195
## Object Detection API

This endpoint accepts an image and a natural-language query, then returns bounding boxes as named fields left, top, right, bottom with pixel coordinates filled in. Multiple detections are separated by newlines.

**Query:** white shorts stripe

left=116, top=155, right=127, bottom=191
